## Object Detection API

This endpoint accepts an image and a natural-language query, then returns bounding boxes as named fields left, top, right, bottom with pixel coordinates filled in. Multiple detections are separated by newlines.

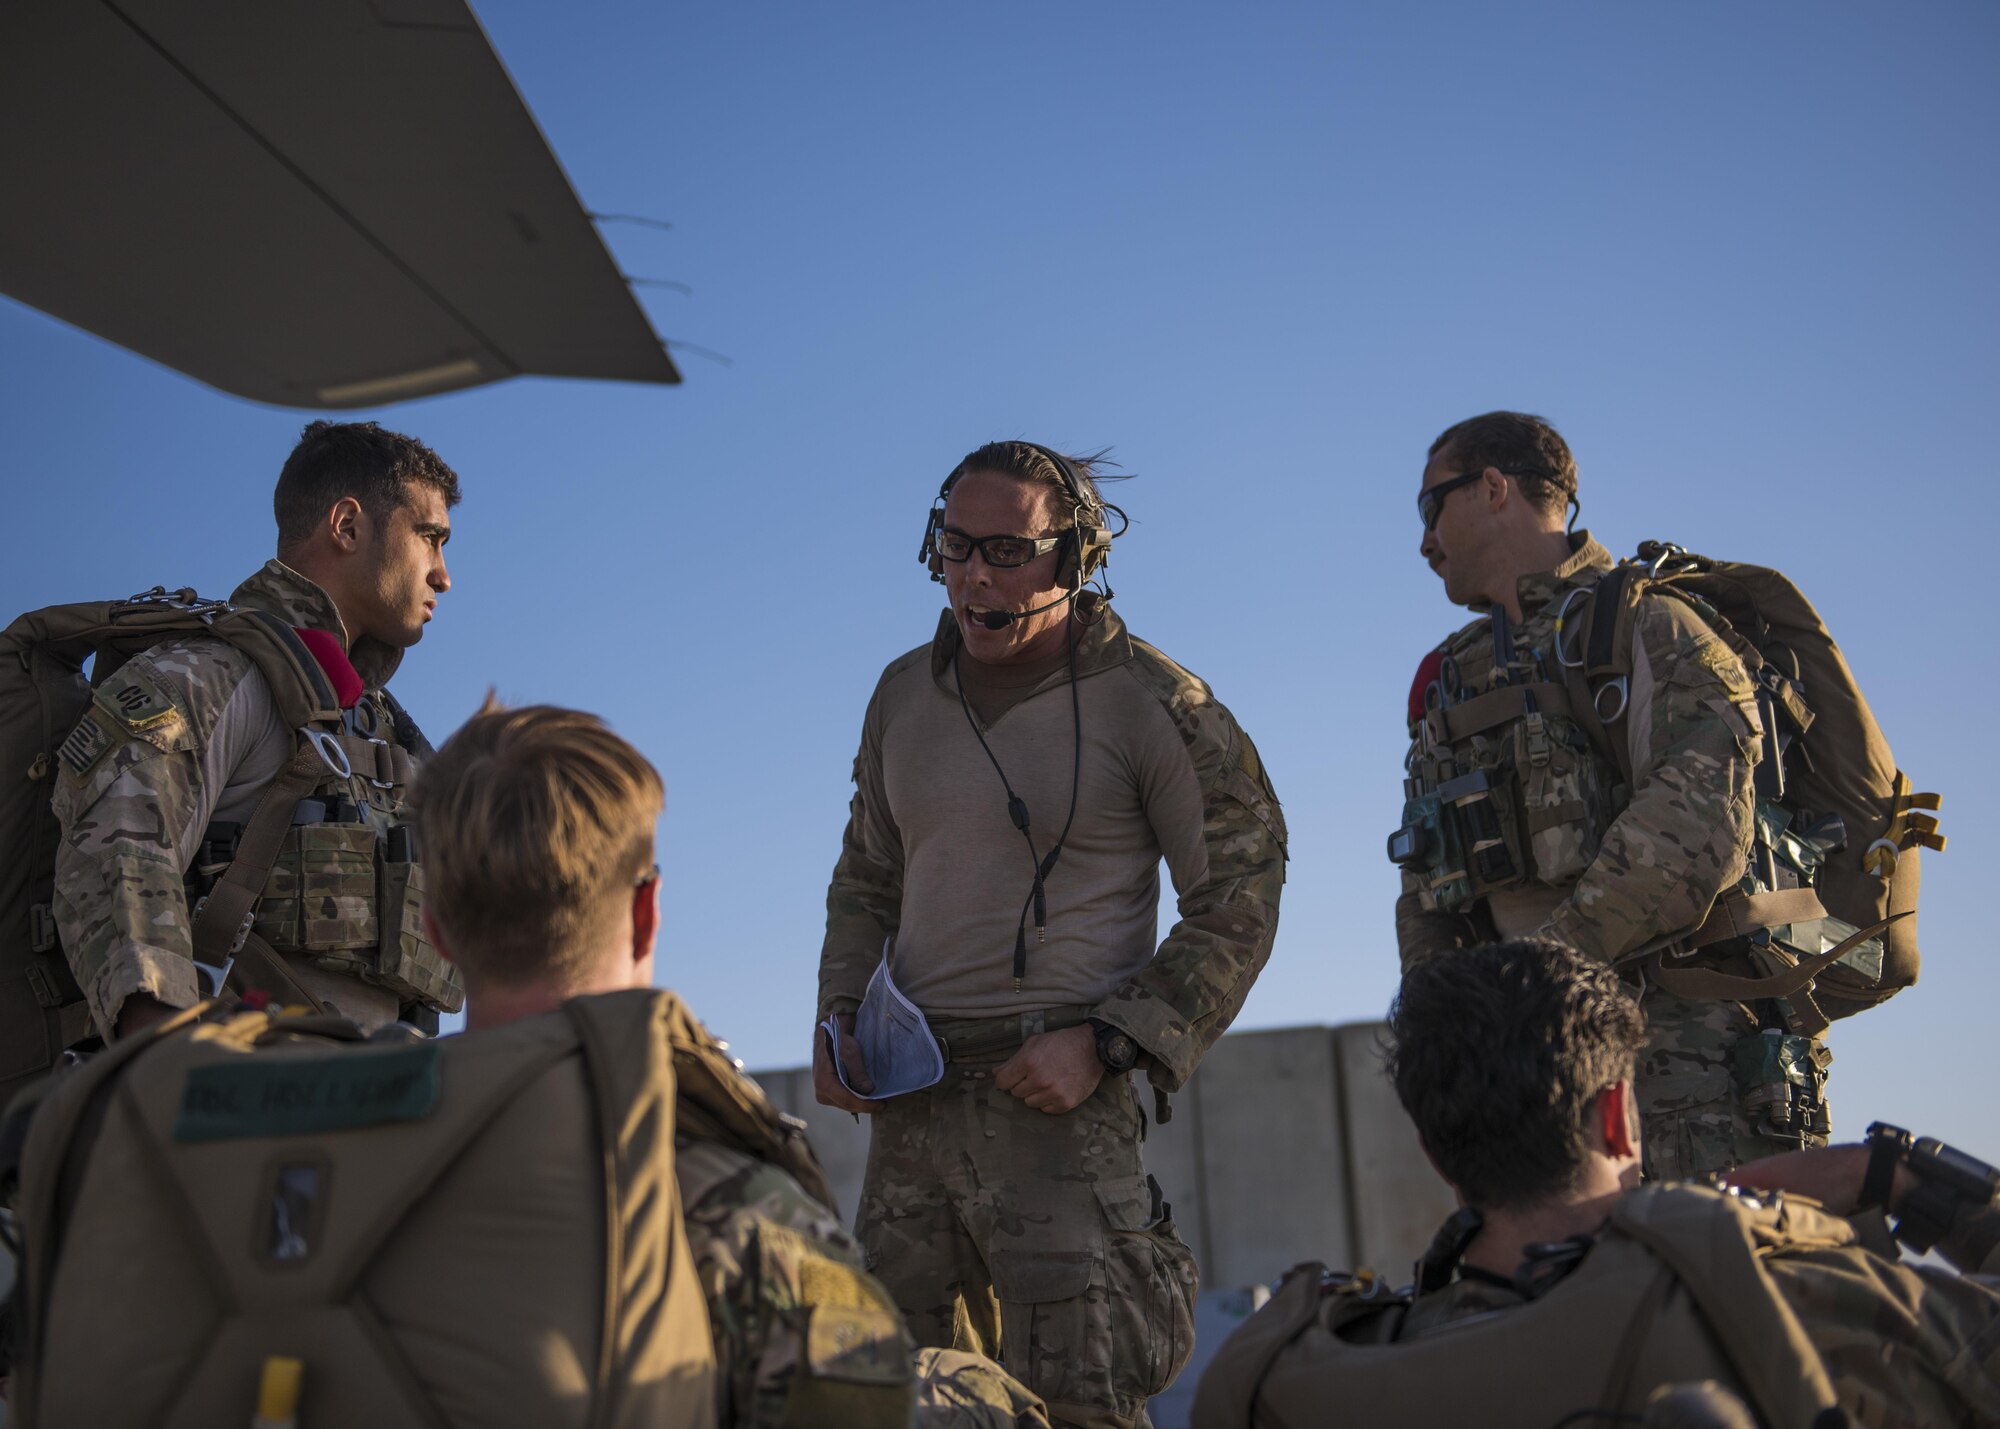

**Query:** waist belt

left=926, top=1005, right=1095, bottom=1064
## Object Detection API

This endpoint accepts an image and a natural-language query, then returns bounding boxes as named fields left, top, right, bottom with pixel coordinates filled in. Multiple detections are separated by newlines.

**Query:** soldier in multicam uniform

left=815, top=442, right=1287, bottom=1429
left=1189, top=939, right=2000, bottom=1429
left=413, top=699, right=1045, bottom=1428
left=1396, top=410, right=1803, bottom=1179
left=52, top=420, right=464, bottom=1041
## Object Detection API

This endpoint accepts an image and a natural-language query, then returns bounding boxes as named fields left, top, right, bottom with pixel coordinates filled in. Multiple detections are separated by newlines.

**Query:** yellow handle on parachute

left=251, top=1354, right=303, bottom=1428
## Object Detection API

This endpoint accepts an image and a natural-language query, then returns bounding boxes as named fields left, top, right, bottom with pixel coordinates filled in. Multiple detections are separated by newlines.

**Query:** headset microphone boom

left=978, top=590, right=1078, bottom=630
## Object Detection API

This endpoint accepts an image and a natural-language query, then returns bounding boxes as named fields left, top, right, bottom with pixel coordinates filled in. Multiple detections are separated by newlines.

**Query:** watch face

left=1106, top=1034, right=1137, bottom=1070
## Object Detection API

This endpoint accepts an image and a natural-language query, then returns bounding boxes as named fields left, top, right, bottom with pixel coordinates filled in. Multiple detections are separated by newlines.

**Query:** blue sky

left=3, top=0, right=1994, bottom=1146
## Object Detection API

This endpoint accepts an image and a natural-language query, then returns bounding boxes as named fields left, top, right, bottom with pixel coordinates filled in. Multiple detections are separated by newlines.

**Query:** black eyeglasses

left=935, top=529, right=1065, bottom=568
left=1417, top=470, right=1490, bottom=531
left=635, top=863, right=661, bottom=889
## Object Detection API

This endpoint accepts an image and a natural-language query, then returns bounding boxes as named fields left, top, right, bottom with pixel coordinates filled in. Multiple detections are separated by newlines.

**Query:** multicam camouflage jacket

left=678, top=1137, right=1047, bottom=1428
left=1396, top=532, right=1763, bottom=970
left=50, top=560, right=447, bottom=1036
left=820, top=604, right=1287, bottom=1093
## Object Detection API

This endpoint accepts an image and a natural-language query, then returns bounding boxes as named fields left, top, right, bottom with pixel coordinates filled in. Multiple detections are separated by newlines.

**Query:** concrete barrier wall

left=752, top=1019, right=1454, bottom=1292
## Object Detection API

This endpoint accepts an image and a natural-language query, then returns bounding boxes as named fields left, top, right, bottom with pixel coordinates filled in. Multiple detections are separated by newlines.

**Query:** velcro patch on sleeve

left=56, top=707, right=118, bottom=777
left=94, top=665, right=185, bottom=741
left=803, top=1303, right=913, bottom=1386
left=172, top=1044, right=442, bottom=1142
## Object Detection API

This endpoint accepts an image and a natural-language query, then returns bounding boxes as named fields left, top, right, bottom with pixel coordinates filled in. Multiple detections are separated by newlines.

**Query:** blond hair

left=412, top=698, right=662, bottom=988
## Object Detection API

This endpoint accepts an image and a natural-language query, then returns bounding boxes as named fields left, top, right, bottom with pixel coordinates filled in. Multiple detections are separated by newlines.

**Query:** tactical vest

left=3, top=988, right=813, bottom=1428
left=1189, top=1184, right=1850, bottom=1429
left=1391, top=544, right=1940, bottom=1032
left=0, top=587, right=460, bottom=1102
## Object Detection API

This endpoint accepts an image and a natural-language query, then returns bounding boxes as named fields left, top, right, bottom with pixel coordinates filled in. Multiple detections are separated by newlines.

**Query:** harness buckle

left=304, top=728, right=353, bottom=779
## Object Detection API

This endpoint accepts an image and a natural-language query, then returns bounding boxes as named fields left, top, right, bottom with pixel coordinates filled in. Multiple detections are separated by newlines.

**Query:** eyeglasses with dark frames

left=934, top=529, right=1066, bottom=568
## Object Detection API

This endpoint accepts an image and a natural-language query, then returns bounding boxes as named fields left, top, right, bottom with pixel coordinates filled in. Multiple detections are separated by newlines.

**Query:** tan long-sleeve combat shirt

left=819, top=606, right=1286, bottom=1092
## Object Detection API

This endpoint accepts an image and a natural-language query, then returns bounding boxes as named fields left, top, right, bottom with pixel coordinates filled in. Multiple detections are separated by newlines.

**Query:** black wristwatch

left=1863, top=1121, right=2000, bottom=1254
left=1089, top=1019, right=1140, bottom=1074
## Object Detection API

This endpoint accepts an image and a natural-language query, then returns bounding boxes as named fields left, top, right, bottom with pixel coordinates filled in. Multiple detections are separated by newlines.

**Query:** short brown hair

left=274, top=420, right=462, bottom=553
left=412, top=699, right=662, bottom=988
left=1428, top=411, right=1577, bottom=521
left=1386, top=939, right=1646, bottom=1209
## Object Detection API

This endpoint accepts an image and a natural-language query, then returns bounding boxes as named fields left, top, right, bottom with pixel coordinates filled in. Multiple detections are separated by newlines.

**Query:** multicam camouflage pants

left=857, top=1060, right=1198, bottom=1429
left=1637, top=986, right=1830, bottom=1182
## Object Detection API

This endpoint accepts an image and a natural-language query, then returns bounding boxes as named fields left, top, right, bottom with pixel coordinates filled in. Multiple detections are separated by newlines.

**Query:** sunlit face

left=351, top=484, right=451, bottom=648
left=939, top=469, right=1073, bottom=665
left=1417, top=451, right=1495, bottom=609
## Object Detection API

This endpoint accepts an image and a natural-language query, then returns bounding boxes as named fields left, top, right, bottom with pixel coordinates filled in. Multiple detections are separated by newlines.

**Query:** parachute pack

left=1188, top=1183, right=1850, bottom=1429
left=1562, top=543, right=1943, bottom=1026
left=0, top=987, right=832, bottom=1428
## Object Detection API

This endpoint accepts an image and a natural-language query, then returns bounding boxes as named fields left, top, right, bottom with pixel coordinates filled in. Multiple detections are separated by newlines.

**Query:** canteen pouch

left=375, top=854, right=462, bottom=1013
left=254, top=823, right=378, bottom=958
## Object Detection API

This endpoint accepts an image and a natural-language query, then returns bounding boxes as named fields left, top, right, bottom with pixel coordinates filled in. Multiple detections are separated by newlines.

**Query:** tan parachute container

left=0, top=588, right=345, bottom=1099
left=1189, top=1183, right=1848, bottom=1429
left=7, top=988, right=731, bottom=1429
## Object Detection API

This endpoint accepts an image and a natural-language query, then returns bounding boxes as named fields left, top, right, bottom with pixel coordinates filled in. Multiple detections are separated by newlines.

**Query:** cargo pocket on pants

left=1094, top=1172, right=1198, bottom=1400
left=1636, top=1064, right=1738, bottom=1182
left=990, top=1246, right=1094, bottom=1408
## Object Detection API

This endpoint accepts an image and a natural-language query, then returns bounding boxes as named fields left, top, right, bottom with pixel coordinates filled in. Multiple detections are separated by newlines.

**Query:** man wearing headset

left=814, top=441, right=1288, bottom=1429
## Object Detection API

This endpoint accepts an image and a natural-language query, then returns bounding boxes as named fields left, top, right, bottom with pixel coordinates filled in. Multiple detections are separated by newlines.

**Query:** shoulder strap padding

left=563, top=989, right=721, bottom=1429
left=646, top=992, right=839, bottom=1215
left=1608, top=1184, right=1842, bottom=1425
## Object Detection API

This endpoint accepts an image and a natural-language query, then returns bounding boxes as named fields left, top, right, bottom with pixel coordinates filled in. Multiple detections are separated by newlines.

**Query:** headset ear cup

left=1078, top=519, right=1110, bottom=580
left=922, top=504, right=948, bottom=582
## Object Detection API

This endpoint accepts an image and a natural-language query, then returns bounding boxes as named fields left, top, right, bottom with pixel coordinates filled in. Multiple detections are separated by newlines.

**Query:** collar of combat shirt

left=230, top=558, right=405, bottom=691
left=1509, top=529, right=1617, bottom=619
left=926, top=598, right=1135, bottom=699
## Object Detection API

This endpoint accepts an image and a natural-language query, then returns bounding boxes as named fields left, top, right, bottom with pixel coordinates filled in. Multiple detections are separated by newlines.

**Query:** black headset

left=918, top=442, right=1118, bottom=590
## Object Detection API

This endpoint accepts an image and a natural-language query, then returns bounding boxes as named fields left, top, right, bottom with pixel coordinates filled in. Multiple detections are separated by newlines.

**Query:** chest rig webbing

left=1391, top=587, right=1621, bottom=918
left=182, top=621, right=460, bottom=1020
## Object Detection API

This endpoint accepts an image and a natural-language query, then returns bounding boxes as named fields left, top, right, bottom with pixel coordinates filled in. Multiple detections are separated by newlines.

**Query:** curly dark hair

left=1427, top=411, right=1577, bottom=522
left=274, top=420, right=462, bottom=552
left=1386, top=939, right=1646, bottom=1209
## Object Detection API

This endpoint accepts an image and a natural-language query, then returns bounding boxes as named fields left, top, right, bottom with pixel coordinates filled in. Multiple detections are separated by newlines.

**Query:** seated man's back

left=1193, top=939, right=2000, bottom=1429
left=6, top=701, right=1043, bottom=1428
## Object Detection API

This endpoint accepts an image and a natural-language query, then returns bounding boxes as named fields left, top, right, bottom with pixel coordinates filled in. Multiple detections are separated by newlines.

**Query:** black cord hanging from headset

left=952, top=606, right=1085, bottom=992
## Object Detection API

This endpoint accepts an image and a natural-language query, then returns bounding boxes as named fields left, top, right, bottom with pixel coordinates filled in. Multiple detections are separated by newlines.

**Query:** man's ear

left=328, top=495, right=365, bottom=553
left=422, top=908, right=455, bottom=968
left=630, top=878, right=660, bottom=967
left=1481, top=465, right=1511, bottom=513
left=1597, top=1081, right=1639, bottom=1160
